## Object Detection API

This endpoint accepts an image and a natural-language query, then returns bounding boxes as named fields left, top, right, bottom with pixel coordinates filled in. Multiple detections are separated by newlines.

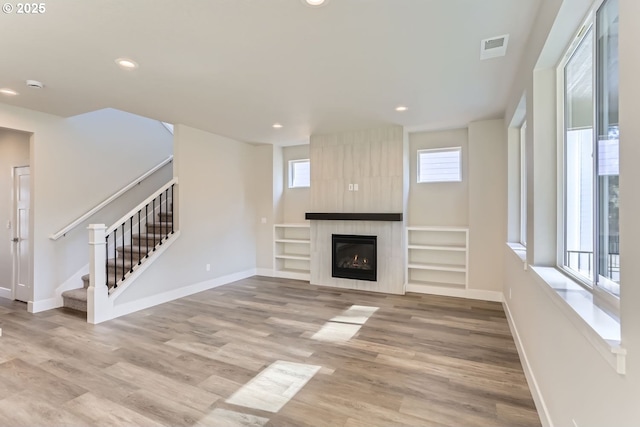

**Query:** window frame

left=520, top=122, right=528, bottom=246
left=288, top=159, right=311, bottom=189
left=416, top=147, right=462, bottom=184
left=557, top=0, right=620, bottom=314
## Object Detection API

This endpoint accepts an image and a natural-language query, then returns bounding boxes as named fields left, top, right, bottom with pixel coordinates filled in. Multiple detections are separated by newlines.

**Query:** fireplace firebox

left=332, top=234, right=377, bottom=281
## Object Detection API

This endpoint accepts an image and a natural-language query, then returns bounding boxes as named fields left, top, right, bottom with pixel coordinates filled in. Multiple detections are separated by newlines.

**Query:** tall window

left=561, top=0, right=619, bottom=300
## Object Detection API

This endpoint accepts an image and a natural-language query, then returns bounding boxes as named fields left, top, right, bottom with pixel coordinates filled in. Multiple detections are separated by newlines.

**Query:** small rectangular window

left=417, top=147, right=462, bottom=183
left=289, top=159, right=310, bottom=188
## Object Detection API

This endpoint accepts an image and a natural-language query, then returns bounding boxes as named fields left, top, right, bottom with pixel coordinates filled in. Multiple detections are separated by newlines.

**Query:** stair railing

left=104, top=178, right=176, bottom=292
left=87, top=178, right=178, bottom=324
left=50, top=155, right=173, bottom=240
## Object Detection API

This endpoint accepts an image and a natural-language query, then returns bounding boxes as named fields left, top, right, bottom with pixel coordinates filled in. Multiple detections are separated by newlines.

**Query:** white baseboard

left=255, top=268, right=274, bottom=277
left=273, top=270, right=311, bottom=281
left=0, top=287, right=11, bottom=300
left=28, top=297, right=61, bottom=313
left=503, top=300, right=553, bottom=427
left=109, top=231, right=181, bottom=301
left=405, top=283, right=503, bottom=302
left=112, top=268, right=257, bottom=319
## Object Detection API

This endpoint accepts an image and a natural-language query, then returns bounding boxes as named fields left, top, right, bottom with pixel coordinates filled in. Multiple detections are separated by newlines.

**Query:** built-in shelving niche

left=273, top=223, right=311, bottom=280
left=405, top=226, right=469, bottom=290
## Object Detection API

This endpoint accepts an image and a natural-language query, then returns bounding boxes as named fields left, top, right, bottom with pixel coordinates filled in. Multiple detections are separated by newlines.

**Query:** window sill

left=506, top=242, right=527, bottom=262
left=505, top=244, right=624, bottom=374
left=529, top=266, right=625, bottom=374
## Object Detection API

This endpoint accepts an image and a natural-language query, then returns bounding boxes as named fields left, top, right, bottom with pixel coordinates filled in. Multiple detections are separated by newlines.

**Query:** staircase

left=61, top=208, right=173, bottom=313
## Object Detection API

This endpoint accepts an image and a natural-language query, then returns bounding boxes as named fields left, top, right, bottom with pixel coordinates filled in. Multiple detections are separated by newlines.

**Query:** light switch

left=260, top=217, right=267, bottom=224
left=5, top=220, right=10, bottom=229
left=348, top=184, right=353, bottom=191
left=354, top=183, right=359, bottom=191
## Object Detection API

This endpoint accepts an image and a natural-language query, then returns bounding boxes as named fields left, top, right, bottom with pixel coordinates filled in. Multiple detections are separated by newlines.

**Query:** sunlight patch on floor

left=225, top=360, right=321, bottom=413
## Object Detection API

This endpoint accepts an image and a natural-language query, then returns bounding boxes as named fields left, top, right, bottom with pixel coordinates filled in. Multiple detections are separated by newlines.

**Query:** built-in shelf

left=274, top=224, right=311, bottom=281
left=406, top=226, right=469, bottom=290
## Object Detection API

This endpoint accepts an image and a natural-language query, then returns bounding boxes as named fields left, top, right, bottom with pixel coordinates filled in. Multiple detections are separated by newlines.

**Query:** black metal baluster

left=105, top=234, right=109, bottom=289
left=171, top=184, right=174, bottom=234
left=159, top=192, right=163, bottom=245
left=145, top=204, right=149, bottom=258
left=121, top=223, right=126, bottom=282
left=153, top=199, right=157, bottom=250
left=138, top=210, right=142, bottom=265
left=129, top=216, right=133, bottom=273
left=113, top=228, right=117, bottom=289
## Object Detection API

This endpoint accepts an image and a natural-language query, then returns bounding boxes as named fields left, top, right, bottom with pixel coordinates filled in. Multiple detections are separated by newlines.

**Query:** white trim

left=28, top=297, right=60, bottom=313
left=50, top=156, right=174, bottom=240
left=417, top=147, right=462, bottom=183
left=112, top=268, right=256, bottom=319
left=106, top=178, right=177, bottom=235
left=256, top=268, right=274, bottom=277
left=405, top=283, right=503, bottom=302
left=529, top=266, right=624, bottom=374
left=273, top=270, right=311, bottom=281
left=288, top=159, right=311, bottom=188
left=503, top=301, right=553, bottom=427
left=0, top=287, right=11, bottom=299
left=109, top=231, right=181, bottom=300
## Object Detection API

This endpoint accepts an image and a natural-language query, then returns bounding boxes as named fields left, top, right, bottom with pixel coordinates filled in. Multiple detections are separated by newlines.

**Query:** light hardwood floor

left=0, top=277, right=541, bottom=427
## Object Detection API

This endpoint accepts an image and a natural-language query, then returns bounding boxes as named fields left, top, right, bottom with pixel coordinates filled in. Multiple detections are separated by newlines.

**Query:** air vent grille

left=480, top=34, right=509, bottom=60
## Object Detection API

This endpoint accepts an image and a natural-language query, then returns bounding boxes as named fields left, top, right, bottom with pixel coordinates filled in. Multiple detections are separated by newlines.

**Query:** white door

left=13, top=166, right=30, bottom=302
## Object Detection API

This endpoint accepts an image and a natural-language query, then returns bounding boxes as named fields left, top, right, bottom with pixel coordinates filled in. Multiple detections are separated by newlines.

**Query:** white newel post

left=87, top=224, right=111, bottom=324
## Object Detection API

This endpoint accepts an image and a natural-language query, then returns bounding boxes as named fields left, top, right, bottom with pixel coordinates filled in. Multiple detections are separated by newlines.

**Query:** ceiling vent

left=480, top=34, right=509, bottom=60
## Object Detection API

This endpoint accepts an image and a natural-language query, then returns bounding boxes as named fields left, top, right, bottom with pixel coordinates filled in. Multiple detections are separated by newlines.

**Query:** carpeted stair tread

left=61, top=288, right=88, bottom=312
left=62, top=288, right=87, bottom=301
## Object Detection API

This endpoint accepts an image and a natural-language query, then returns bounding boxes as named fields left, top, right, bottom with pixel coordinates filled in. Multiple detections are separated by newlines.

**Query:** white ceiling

left=0, top=0, right=541, bottom=145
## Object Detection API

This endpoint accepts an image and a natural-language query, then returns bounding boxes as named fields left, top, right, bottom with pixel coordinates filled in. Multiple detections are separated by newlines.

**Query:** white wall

left=502, top=0, right=640, bottom=425
left=408, top=128, right=469, bottom=226
left=114, top=124, right=258, bottom=305
left=253, top=144, right=275, bottom=271
left=468, top=119, right=506, bottom=294
left=0, top=104, right=173, bottom=306
left=282, top=144, right=310, bottom=223
left=0, top=129, right=30, bottom=295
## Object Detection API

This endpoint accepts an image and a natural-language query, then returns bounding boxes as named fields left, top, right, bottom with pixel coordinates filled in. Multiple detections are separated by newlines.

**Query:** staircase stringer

left=107, top=230, right=180, bottom=302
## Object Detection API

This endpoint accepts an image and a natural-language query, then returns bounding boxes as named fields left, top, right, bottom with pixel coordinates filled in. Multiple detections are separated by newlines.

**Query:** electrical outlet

left=260, top=217, right=267, bottom=224
left=348, top=183, right=353, bottom=191
left=354, top=183, right=359, bottom=191
left=206, top=263, right=211, bottom=272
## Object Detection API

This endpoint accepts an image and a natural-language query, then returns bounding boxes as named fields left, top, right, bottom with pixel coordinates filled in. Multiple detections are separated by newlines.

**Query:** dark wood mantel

left=305, top=212, right=403, bottom=221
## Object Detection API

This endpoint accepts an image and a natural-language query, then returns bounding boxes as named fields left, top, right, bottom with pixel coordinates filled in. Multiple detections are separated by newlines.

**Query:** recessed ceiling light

left=302, top=0, right=328, bottom=7
left=115, top=58, right=139, bottom=70
left=26, top=80, right=44, bottom=89
left=273, top=123, right=283, bottom=129
left=395, top=105, right=408, bottom=112
left=0, top=88, right=18, bottom=96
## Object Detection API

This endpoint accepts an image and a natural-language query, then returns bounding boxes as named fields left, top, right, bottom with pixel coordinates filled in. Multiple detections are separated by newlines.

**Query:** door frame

left=12, top=164, right=31, bottom=303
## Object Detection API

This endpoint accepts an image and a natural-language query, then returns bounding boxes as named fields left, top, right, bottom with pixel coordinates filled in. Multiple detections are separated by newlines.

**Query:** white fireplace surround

left=308, top=126, right=407, bottom=295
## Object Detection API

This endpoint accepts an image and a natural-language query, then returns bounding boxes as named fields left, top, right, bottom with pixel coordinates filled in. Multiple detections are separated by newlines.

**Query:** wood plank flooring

left=0, top=277, right=541, bottom=426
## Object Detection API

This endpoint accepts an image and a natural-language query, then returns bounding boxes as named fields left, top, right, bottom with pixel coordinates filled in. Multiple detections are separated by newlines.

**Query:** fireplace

left=332, top=234, right=377, bottom=281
